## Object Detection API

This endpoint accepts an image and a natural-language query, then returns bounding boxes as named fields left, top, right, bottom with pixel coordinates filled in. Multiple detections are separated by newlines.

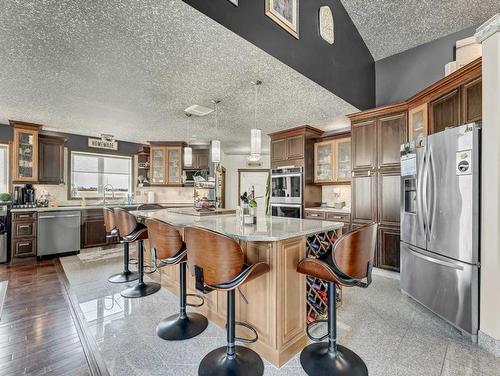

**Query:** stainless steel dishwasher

left=37, top=211, right=81, bottom=257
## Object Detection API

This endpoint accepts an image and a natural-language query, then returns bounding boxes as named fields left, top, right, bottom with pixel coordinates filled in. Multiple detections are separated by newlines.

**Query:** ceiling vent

left=184, top=105, right=214, bottom=117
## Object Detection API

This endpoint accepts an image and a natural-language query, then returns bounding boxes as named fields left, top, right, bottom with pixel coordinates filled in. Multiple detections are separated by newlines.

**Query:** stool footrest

left=186, top=293, right=205, bottom=308
left=143, top=264, right=157, bottom=274
left=234, top=321, right=258, bottom=344
left=306, top=319, right=329, bottom=342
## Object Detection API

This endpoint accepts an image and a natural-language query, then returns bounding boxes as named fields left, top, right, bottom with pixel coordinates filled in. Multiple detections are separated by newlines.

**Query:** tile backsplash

left=321, top=185, right=351, bottom=208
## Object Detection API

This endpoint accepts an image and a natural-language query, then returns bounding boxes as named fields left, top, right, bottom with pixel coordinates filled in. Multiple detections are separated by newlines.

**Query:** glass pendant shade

left=184, top=146, right=192, bottom=167
left=250, top=128, right=261, bottom=156
left=211, top=140, right=221, bottom=162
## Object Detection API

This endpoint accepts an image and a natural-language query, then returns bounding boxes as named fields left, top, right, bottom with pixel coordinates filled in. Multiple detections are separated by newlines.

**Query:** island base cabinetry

left=145, top=232, right=344, bottom=367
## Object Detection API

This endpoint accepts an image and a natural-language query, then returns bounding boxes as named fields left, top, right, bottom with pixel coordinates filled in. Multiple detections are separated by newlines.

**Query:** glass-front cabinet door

left=408, top=103, right=428, bottom=146
left=167, top=147, right=181, bottom=185
left=150, top=147, right=166, bottom=184
left=314, top=141, right=334, bottom=183
left=335, top=138, right=351, bottom=182
left=13, top=127, right=39, bottom=182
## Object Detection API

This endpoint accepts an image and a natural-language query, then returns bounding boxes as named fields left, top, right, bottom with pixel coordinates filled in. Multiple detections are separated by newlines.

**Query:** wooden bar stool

left=104, top=207, right=139, bottom=284
left=185, top=226, right=269, bottom=376
left=296, top=223, right=378, bottom=376
left=145, top=218, right=208, bottom=340
left=114, top=208, right=161, bottom=298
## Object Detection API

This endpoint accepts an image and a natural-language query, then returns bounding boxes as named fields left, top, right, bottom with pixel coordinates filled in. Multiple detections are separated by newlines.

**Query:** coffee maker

left=13, top=184, right=36, bottom=208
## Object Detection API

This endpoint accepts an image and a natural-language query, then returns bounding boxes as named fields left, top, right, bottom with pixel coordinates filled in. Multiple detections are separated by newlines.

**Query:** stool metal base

left=120, top=282, right=161, bottom=298
left=156, top=312, right=208, bottom=341
left=108, top=271, right=139, bottom=284
left=198, top=346, right=264, bottom=376
left=300, top=343, right=368, bottom=376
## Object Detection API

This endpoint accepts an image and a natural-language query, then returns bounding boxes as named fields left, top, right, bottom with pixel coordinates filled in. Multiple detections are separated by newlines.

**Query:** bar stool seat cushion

left=209, top=262, right=269, bottom=291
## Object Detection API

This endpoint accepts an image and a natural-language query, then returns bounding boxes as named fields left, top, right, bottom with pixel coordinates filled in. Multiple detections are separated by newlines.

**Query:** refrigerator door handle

left=419, top=150, right=428, bottom=235
left=407, top=246, right=464, bottom=271
left=427, top=147, right=437, bottom=237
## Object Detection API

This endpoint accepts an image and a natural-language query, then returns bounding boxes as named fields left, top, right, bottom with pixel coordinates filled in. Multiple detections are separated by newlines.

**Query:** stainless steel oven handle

left=271, top=174, right=302, bottom=178
left=407, top=247, right=464, bottom=271
left=39, top=214, right=80, bottom=219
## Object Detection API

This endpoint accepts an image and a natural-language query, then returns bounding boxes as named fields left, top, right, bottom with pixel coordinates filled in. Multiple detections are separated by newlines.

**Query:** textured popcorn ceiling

left=340, top=0, right=500, bottom=60
left=0, top=0, right=356, bottom=154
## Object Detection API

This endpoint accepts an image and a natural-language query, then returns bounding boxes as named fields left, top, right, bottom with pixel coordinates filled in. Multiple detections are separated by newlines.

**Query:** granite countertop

left=305, top=207, right=351, bottom=214
left=10, top=202, right=192, bottom=213
left=132, top=209, right=343, bottom=242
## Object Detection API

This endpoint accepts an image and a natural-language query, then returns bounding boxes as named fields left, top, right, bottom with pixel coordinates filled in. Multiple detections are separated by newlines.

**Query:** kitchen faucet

left=103, top=184, right=115, bottom=205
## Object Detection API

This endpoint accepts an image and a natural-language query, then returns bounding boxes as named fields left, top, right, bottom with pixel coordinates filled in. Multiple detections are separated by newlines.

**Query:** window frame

left=68, top=150, right=133, bottom=200
left=0, top=142, right=9, bottom=194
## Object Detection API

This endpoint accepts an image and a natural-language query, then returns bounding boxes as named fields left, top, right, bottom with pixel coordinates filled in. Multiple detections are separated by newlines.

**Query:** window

left=0, top=144, right=8, bottom=194
left=70, top=151, right=132, bottom=199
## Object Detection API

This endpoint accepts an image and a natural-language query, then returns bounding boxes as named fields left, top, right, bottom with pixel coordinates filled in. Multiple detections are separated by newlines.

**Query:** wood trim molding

left=268, top=124, right=324, bottom=138
left=347, top=102, right=408, bottom=122
left=8, top=120, right=43, bottom=130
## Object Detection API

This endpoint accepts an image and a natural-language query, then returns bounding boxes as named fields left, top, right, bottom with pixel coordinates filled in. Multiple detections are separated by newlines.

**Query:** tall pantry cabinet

left=348, top=103, right=408, bottom=272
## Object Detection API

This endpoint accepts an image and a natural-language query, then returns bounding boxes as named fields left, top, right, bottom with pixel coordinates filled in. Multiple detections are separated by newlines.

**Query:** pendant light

left=184, top=115, right=193, bottom=167
left=211, top=100, right=221, bottom=163
left=250, top=80, right=262, bottom=159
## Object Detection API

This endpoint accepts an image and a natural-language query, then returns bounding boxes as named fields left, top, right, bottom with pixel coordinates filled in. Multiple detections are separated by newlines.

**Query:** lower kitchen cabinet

left=377, top=226, right=400, bottom=272
left=81, top=209, right=108, bottom=249
left=12, top=238, right=37, bottom=257
left=11, top=211, right=38, bottom=258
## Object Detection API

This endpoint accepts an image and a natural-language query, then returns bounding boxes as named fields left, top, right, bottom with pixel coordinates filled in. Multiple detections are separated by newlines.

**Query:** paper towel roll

left=147, top=191, right=155, bottom=203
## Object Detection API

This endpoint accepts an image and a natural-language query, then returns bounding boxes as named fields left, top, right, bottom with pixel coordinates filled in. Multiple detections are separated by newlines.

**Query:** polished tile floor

left=60, top=253, right=500, bottom=376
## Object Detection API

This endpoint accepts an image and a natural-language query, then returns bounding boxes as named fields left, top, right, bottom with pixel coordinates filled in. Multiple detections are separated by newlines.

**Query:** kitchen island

left=132, top=208, right=343, bottom=367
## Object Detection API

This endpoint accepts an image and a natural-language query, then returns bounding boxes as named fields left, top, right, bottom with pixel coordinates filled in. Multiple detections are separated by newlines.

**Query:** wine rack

left=305, top=230, right=343, bottom=323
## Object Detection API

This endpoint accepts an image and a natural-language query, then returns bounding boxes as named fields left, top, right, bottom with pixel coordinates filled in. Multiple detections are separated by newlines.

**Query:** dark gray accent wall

left=375, top=26, right=477, bottom=107
left=0, top=123, right=143, bottom=155
left=183, top=0, right=375, bottom=110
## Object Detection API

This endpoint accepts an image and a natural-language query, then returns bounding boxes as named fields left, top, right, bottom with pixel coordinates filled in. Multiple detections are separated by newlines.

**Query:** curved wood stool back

left=113, top=208, right=161, bottom=299
left=103, top=207, right=116, bottom=234
left=296, top=223, right=378, bottom=376
left=185, top=226, right=269, bottom=376
left=104, top=207, right=138, bottom=284
left=145, top=219, right=208, bottom=341
left=113, top=208, right=138, bottom=239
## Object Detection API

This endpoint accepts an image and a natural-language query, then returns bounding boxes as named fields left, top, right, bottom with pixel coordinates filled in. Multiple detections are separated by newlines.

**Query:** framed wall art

left=265, top=0, right=299, bottom=39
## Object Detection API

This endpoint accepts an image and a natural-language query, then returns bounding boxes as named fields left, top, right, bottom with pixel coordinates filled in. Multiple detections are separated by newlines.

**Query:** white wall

left=476, top=16, right=500, bottom=353
left=220, top=152, right=270, bottom=209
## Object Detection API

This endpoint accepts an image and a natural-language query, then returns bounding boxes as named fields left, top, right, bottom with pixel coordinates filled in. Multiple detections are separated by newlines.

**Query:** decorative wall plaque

left=319, top=6, right=334, bottom=44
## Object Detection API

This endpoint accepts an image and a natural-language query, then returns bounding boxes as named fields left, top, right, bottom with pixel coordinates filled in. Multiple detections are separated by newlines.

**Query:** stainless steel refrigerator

left=400, top=123, right=480, bottom=338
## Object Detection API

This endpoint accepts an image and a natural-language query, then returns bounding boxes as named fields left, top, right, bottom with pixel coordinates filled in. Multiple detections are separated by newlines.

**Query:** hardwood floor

left=0, top=259, right=97, bottom=376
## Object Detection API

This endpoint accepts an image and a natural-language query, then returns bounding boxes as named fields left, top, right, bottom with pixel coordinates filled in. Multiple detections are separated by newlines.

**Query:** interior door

left=426, top=125, right=477, bottom=264
left=239, top=170, right=270, bottom=217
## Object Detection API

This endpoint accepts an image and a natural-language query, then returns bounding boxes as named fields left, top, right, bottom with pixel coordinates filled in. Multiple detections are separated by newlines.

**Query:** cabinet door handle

left=18, top=242, right=30, bottom=247
left=18, top=215, right=31, bottom=219
left=18, top=224, right=31, bottom=229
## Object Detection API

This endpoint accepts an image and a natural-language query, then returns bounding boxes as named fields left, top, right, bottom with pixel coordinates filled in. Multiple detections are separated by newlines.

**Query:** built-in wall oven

left=271, top=204, right=302, bottom=219
left=271, top=167, right=303, bottom=218
left=270, top=167, right=302, bottom=204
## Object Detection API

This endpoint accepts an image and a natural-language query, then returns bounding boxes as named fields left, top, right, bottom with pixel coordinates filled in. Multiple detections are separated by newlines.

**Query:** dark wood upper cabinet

left=462, top=78, right=482, bottom=123
left=429, top=88, right=461, bottom=134
left=351, top=120, right=376, bottom=171
left=38, top=134, right=65, bottom=185
left=271, top=139, right=287, bottom=163
left=351, top=171, right=376, bottom=224
left=286, top=135, right=305, bottom=160
left=190, top=148, right=209, bottom=170
left=377, top=113, right=407, bottom=170
left=378, top=171, right=401, bottom=227
left=377, top=226, right=400, bottom=272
